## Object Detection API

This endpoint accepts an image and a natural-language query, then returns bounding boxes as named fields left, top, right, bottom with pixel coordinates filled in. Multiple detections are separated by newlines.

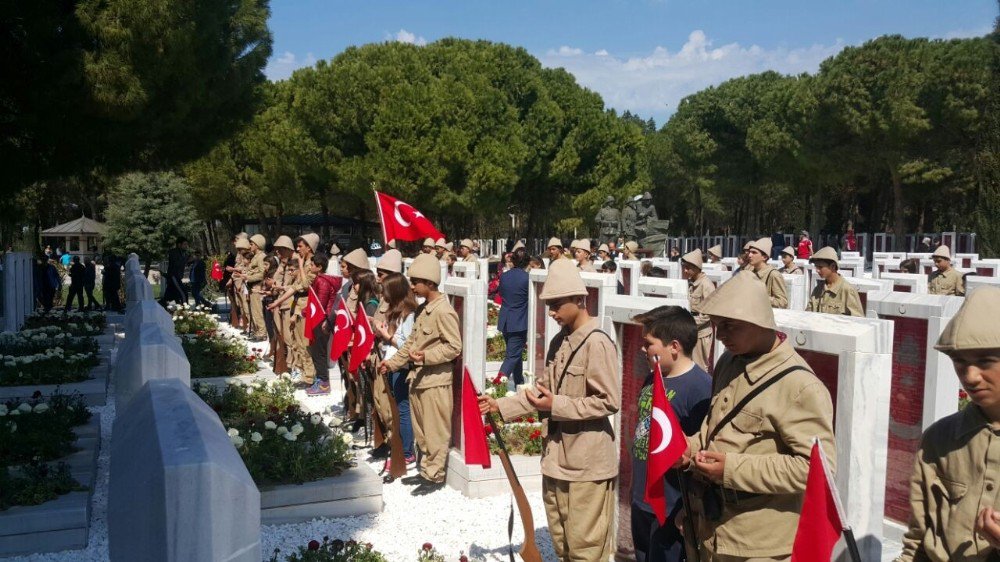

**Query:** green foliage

left=0, top=393, right=92, bottom=467
left=269, top=538, right=388, bottom=562
left=182, top=333, right=259, bottom=379
left=23, top=311, right=107, bottom=334
left=0, top=462, right=85, bottom=511
left=0, top=327, right=100, bottom=386
left=103, top=172, right=202, bottom=263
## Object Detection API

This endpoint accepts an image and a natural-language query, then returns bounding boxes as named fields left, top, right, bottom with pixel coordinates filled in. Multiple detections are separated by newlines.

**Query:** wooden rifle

left=373, top=346, right=406, bottom=479
left=486, top=413, right=542, bottom=562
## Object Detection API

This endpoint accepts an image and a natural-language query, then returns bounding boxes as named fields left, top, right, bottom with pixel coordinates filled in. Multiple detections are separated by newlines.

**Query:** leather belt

left=719, top=487, right=763, bottom=504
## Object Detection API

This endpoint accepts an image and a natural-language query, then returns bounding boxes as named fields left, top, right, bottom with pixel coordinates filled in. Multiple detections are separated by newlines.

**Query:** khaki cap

left=460, top=238, right=475, bottom=251
left=597, top=243, right=610, bottom=254
left=809, top=246, right=839, bottom=264
left=250, top=234, right=267, bottom=249
left=700, top=272, right=776, bottom=330
left=781, top=246, right=796, bottom=258
left=512, top=240, right=525, bottom=251
left=330, top=243, right=341, bottom=256
left=434, top=238, right=447, bottom=249
left=572, top=239, right=591, bottom=253
left=538, top=259, right=588, bottom=301
left=932, top=245, right=952, bottom=260
left=742, top=242, right=752, bottom=252
left=935, top=287, right=1000, bottom=352
left=387, top=240, right=397, bottom=249
left=681, top=249, right=703, bottom=270
left=445, top=242, right=454, bottom=252
left=423, top=237, right=436, bottom=248
left=299, top=233, right=320, bottom=253
left=546, top=237, right=563, bottom=249
left=708, top=245, right=722, bottom=259
left=236, top=232, right=249, bottom=239
left=748, top=237, right=772, bottom=257
left=377, top=249, right=403, bottom=273
left=234, top=238, right=250, bottom=250
left=273, top=235, right=294, bottom=251
left=624, top=241, right=639, bottom=254
left=343, top=248, right=369, bottom=271
left=408, top=253, right=441, bottom=284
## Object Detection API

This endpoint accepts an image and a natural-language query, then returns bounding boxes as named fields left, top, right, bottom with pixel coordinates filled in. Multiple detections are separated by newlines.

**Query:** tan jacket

left=290, top=268, right=316, bottom=313
left=233, top=253, right=248, bottom=289
left=687, top=339, right=836, bottom=557
left=382, top=294, right=461, bottom=390
left=928, top=268, right=965, bottom=296
left=753, top=264, right=788, bottom=309
left=578, top=260, right=597, bottom=273
left=274, top=259, right=298, bottom=311
left=463, top=254, right=478, bottom=263
left=244, top=250, right=267, bottom=289
left=497, top=318, right=621, bottom=482
left=806, top=275, right=864, bottom=317
left=689, top=274, right=716, bottom=331
left=896, top=405, right=1000, bottom=562
left=781, top=264, right=804, bottom=275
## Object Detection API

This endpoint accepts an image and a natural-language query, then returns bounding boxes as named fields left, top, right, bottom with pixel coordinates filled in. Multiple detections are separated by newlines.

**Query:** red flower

left=530, top=429, right=541, bottom=440
left=308, top=540, right=320, bottom=551
left=423, top=542, right=433, bottom=551
left=959, top=389, right=969, bottom=399
left=460, top=556, right=469, bottom=562
left=485, top=425, right=493, bottom=434
left=526, top=416, right=535, bottom=423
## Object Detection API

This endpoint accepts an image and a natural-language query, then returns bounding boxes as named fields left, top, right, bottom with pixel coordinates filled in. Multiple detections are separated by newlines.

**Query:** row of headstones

left=1, top=251, right=33, bottom=332
left=109, top=254, right=260, bottom=561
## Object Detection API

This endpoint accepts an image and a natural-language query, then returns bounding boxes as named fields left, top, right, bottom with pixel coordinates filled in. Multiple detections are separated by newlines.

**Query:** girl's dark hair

left=631, top=305, right=698, bottom=355
left=512, top=248, right=530, bottom=269
left=528, top=256, right=545, bottom=269
left=382, top=272, right=417, bottom=328
left=311, top=253, right=329, bottom=270
left=353, top=269, right=378, bottom=304
left=601, top=261, right=618, bottom=273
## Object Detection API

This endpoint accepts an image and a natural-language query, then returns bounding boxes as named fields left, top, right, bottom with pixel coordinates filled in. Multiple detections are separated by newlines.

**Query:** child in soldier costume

left=806, top=247, right=864, bottom=317
left=778, top=247, right=803, bottom=275
left=681, top=249, right=717, bottom=372
left=572, top=239, right=597, bottom=272
left=679, top=274, right=836, bottom=561
left=896, top=287, right=1000, bottom=561
left=370, top=249, right=404, bottom=459
left=245, top=234, right=268, bottom=341
left=746, top=238, right=788, bottom=309
left=479, top=259, right=621, bottom=561
left=379, top=254, right=462, bottom=496
left=928, top=245, right=966, bottom=296
left=267, top=233, right=318, bottom=386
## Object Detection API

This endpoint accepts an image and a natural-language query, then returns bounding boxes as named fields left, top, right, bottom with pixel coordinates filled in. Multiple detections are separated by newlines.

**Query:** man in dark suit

left=497, top=247, right=530, bottom=385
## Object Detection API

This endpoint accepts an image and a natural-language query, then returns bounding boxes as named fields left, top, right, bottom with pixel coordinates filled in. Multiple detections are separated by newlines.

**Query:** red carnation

left=526, top=416, right=535, bottom=423
left=423, top=542, right=433, bottom=551
left=308, top=540, right=320, bottom=551
left=530, top=429, right=541, bottom=440
left=959, top=389, right=969, bottom=399
left=485, top=424, right=493, bottom=434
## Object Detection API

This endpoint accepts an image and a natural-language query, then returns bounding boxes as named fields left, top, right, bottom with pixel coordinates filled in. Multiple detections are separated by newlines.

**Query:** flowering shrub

left=485, top=333, right=527, bottom=363
left=181, top=332, right=259, bottom=378
left=0, top=327, right=100, bottom=386
left=0, top=393, right=92, bottom=466
left=24, top=310, right=106, bottom=334
left=959, top=389, right=970, bottom=410
left=0, top=460, right=83, bottom=511
left=268, top=537, right=388, bottom=562
left=486, top=303, right=500, bottom=327
left=416, top=543, right=446, bottom=562
left=0, top=326, right=100, bottom=356
left=169, top=304, right=218, bottom=335
left=194, top=380, right=352, bottom=485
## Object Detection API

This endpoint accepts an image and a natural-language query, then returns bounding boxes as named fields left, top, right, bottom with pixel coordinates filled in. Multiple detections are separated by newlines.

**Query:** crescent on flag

left=394, top=201, right=412, bottom=227
left=356, top=321, right=369, bottom=346
left=335, top=307, right=350, bottom=329
left=649, top=407, right=673, bottom=455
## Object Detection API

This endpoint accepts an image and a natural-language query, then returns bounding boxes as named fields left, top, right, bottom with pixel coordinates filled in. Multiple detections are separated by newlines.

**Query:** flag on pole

left=461, top=368, right=492, bottom=468
left=373, top=190, right=445, bottom=245
left=643, top=363, right=688, bottom=525
left=302, top=287, right=327, bottom=343
left=329, top=298, right=353, bottom=362
left=791, top=439, right=848, bottom=562
left=347, top=302, right=375, bottom=374
left=210, top=261, right=223, bottom=282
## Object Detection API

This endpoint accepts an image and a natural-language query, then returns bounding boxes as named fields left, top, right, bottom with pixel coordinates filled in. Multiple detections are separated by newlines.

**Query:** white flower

left=505, top=391, right=516, bottom=397
left=282, top=432, right=297, bottom=441
left=0, top=405, right=7, bottom=416
left=251, top=432, right=263, bottom=443
left=244, top=386, right=253, bottom=395
left=230, top=435, right=244, bottom=447
left=500, top=375, right=508, bottom=384
left=17, top=403, right=31, bottom=413
left=9, top=409, right=20, bottom=416
left=33, top=403, right=49, bottom=413
left=341, top=433, right=353, bottom=445
left=276, top=426, right=288, bottom=435
left=264, top=421, right=277, bottom=430
left=310, top=414, right=322, bottom=426
left=227, top=427, right=239, bottom=437
left=290, top=423, right=304, bottom=436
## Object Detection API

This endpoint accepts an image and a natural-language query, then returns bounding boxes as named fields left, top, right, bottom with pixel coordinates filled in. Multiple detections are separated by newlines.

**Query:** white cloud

left=264, top=51, right=317, bottom=80
left=392, top=29, right=428, bottom=46
left=538, top=30, right=847, bottom=123
left=936, top=26, right=991, bottom=39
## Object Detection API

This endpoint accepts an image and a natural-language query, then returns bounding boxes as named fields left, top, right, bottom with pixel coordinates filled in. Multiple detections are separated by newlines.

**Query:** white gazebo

left=41, top=215, right=108, bottom=257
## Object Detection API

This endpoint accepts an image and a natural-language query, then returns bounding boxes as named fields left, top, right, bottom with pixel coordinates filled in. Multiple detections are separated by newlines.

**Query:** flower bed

left=486, top=333, right=527, bottom=363
left=169, top=303, right=218, bottom=335
left=1, top=393, right=92, bottom=469
left=269, top=537, right=388, bottom=562
left=483, top=375, right=542, bottom=457
left=0, top=327, right=100, bottom=387
left=182, top=332, right=259, bottom=378
left=23, top=310, right=106, bottom=335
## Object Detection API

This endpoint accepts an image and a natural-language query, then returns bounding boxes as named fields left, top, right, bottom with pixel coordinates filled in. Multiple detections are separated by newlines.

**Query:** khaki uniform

left=463, top=254, right=478, bottom=263
left=245, top=250, right=268, bottom=337
left=780, top=264, right=803, bottom=275
left=371, top=298, right=395, bottom=440
left=233, top=253, right=249, bottom=325
left=689, top=273, right=717, bottom=371
left=497, top=318, right=620, bottom=561
left=289, top=268, right=317, bottom=383
left=896, top=405, right=1000, bottom=562
left=276, top=258, right=299, bottom=373
left=383, top=294, right=462, bottom=483
left=806, top=275, right=864, bottom=317
left=928, top=268, right=965, bottom=296
left=687, top=340, right=836, bottom=559
left=752, top=265, right=788, bottom=309
left=578, top=260, right=597, bottom=273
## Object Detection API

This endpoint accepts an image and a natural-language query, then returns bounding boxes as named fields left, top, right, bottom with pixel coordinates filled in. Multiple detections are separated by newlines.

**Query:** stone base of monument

left=193, top=369, right=278, bottom=390
left=484, top=361, right=528, bottom=379
left=0, top=363, right=110, bottom=406
left=445, top=449, right=542, bottom=498
left=259, top=460, right=383, bottom=525
left=0, top=417, right=101, bottom=556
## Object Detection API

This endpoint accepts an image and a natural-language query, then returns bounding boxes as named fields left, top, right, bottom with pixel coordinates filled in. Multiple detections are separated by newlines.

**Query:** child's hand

left=526, top=383, right=553, bottom=411
left=694, top=450, right=726, bottom=484
left=478, top=395, right=499, bottom=415
left=409, top=350, right=425, bottom=363
left=976, top=507, right=1000, bottom=547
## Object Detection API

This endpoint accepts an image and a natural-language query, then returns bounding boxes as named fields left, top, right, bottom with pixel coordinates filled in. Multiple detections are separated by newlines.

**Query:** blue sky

left=265, top=0, right=996, bottom=125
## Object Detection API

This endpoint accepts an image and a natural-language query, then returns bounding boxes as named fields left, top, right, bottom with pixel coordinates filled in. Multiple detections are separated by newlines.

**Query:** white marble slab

left=637, top=277, right=688, bottom=299
left=879, top=272, right=928, bottom=294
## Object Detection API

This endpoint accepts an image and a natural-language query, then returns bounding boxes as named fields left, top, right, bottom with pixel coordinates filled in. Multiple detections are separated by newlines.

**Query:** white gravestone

left=637, top=277, right=688, bottom=299
left=115, top=322, right=191, bottom=408
left=2, top=252, right=32, bottom=332
left=967, top=275, right=1000, bottom=294
left=879, top=272, right=928, bottom=294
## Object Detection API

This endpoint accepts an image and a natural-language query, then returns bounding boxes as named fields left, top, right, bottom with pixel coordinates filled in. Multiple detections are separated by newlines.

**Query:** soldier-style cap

left=546, top=237, right=563, bottom=249
left=573, top=239, right=591, bottom=253
left=250, top=234, right=267, bottom=249
left=624, top=241, right=639, bottom=254
left=273, top=235, right=294, bottom=251
left=236, top=232, right=249, bottom=239
left=742, top=242, right=752, bottom=252
left=605, top=195, right=615, bottom=204
left=597, top=243, right=610, bottom=254
left=377, top=249, right=403, bottom=274
left=423, top=237, right=436, bottom=248
left=809, top=246, right=839, bottom=265
left=682, top=249, right=703, bottom=270
left=434, top=238, right=447, bottom=249
left=748, top=237, right=772, bottom=257
left=781, top=246, right=796, bottom=258
left=445, top=242, right=454, bottom=252
left=642, top=191, right=652, bottom=200
left=387, top=240, right=397, bottom=249
left=935, top=286, right=1000, bottom=352
left=234, top=238, right=250, bottom=250
left=330, top=243, right=341, bottom=256
left=460, top=238, right=475, bottom=251
left=512, top=240, right=525, bottom=251
left=408, top=253, right=441, bottom=284
left=343, top=248, right=369, bottom=271
left=539, top=259, right=588, bottom=301
left=298, top=233, right=320, bottom=253
left=932, top=245, right=952, bottom=261
left=707, top=245, right=722, bottom=259
left=700, top=272, right=777, bottom=330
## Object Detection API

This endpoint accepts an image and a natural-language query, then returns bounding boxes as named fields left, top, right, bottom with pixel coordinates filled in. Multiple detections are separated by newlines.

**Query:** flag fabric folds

left=643, top=363, right=688, bottom=525
left=347, top=302, right=375, bottom=374
left=210, top=261, right=223, bottom=282
left=791, top=440, right=845, bottom=562
left=461, top=368, right=492, bottom=468
left=302, top=287, right=326, bottom=343
left=329, top=298, right=353, bottom=362
left=374, top=191, right=445, bottom=245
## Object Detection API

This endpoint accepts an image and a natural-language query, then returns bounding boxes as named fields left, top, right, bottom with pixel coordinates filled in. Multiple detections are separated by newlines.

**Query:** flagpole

left=372, top=186, right=389, bottom=246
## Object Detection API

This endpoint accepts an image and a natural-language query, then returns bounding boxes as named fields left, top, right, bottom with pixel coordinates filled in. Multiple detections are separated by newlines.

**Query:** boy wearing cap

left=547, top=237, right=565, bottom=261
left=896, top=287, right=1000, bottom=561
left=679, top=274, right=835, bottom=561
left=229, top=236, right=251, bottom=332
left=479, top=259, right=621, bottom=561
left=268, top=234, right=318, bottom=386
left=681, top=249, right=717, bottom=372
left=928, top=245, right=965, bottom=296
left=369, top=249, right=404, bottom=456
left=779, top=247, right=803, bottom=274
left=746, top=238, right=788, bottom=309
left=379, top=253, right=462, bottom=496
left=433, top=238, right=447, bottom=259
left=244, top=234, right=269, bottom=341
left=573, top=239, right=597, bottom=272
left=806, top=247, right=863, bottom=317
left=459, top=239, right=478, bottom=263
left=707, top=245, right=722, bottom=264
left=622, top=241, right=640, bottom=260
left=268, top=235, right=296, bottom=376
left=421, top=238, right=436, bottom=255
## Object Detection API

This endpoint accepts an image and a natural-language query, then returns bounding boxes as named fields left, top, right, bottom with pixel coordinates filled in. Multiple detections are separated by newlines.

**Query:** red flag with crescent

left=348, top=302, right=375, bottom=374
left=302, top=287, right=327, bottom=343
left=373, top=190, right=445, bottom=245
left=644, top=362, right=688, bottom=525
left=329, top=298, right=353, bottom=362
left=210, top=261, right=223, bottom=281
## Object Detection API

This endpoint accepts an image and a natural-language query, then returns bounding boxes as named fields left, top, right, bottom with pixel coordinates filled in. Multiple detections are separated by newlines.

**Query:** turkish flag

left=329, top=298, right=353, bottom=362
left=643, top=363, right=688, bottom=525
left=210, top=261, right=223, bottom=282
left=791, top=441, right=845, bottom=562
left=461, top=368, right=492, bottom=468
left=347, top=302, right=375, bottom=374
left=374, top=191, right=445, bottom=245
left=302, top=287, right=326, bottom=343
